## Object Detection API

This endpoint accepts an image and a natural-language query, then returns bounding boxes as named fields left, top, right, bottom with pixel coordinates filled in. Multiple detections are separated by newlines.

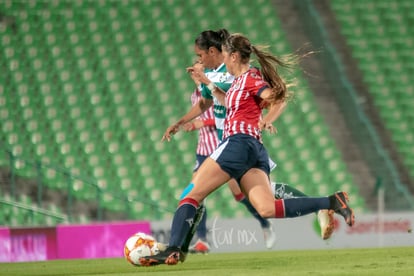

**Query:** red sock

left=274, top=199, right=285, bottom=218
left=234, top=192, right=245, bottom=202
left=178, top=197, right=199, bottom=208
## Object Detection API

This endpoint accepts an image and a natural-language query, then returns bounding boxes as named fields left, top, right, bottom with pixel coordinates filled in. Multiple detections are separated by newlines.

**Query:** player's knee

left=255, top=204, right=274, bottom=218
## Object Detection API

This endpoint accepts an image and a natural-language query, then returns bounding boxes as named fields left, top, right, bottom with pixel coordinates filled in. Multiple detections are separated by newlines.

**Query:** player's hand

left=259, top=120, right=277, bottom=134
left=182, top=120, right=203, bottom=132
left=187, top=67, right=200, bottom=83
left=187, top=65, right=208, bottom=85
left=182, top=122, right=196, bottom=132
left=162, top=124, right=180, bottom=142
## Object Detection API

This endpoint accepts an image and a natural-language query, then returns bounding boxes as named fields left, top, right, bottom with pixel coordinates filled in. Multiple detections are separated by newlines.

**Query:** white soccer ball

left=124, top=232, right=160, bottom=266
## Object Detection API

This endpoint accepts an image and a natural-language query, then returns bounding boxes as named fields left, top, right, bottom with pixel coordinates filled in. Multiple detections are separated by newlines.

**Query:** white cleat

left=262, top=222, right=277, bottom=249
left=318, top=209, right=335, bottom=240
left=156, top=242, right=168, bottom=252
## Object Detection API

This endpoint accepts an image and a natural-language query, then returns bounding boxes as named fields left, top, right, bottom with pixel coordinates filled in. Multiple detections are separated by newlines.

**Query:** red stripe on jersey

left=191, top=89, right=219, bottom=156
left=202, top=118, right=215, bottom=127
left=198, top=124, right=218, bottom=155
left=223, top=68, right=268, bottom=140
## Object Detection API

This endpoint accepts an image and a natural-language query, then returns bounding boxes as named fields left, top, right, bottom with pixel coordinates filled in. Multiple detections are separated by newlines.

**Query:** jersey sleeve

left=201, top=83, right=213, bottom=99
left=202, top=70, right=233, bottom=97
left=248, top=68, right=268, bottom=97
left=201, top=82, right=231, bottom=99
left=216, top=82, right=232, bottom=92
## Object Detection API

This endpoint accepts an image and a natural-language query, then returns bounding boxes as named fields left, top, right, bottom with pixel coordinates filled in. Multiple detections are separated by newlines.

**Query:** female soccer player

left=167, top=29, right=334, bottom=252
left=181, top=62, right=219, bottom=254
left=140, top=33, right=354, bottom=266
left=164, top=29, right=277, bottom=252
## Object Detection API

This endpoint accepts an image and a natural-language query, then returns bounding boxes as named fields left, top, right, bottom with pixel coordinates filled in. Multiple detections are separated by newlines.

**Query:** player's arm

left=182, top=118, right=215, bottom=131
left=208, top=83, right=226, bottom=107
left=162, top=97, right=213, bottom=141
left=258, top=88, right=287, bottom=133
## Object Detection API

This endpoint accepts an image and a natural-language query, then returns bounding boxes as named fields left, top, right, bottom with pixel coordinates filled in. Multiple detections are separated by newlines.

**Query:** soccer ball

left=124, top=232, right=160, bottom=266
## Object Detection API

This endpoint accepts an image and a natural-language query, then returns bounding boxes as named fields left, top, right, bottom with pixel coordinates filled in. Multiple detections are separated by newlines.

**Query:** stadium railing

left=0, top=148, right=172, bottom=226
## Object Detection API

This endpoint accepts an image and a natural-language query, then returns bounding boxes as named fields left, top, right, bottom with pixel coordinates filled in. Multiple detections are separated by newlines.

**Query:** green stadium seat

left=332, top=0, right=414, bottom=182
left=0, top=0, right=369, bottom=226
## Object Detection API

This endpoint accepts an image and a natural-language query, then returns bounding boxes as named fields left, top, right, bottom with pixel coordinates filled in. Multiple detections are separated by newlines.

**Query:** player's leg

left=176, top=197, right=207, bottom=255
left=241, top=169, right=354, bottom=225
left=272, top=182, right=334, bottom=240
left=181, top=155, right=210, bottom=254
left=139, top=158, right=231, bottom=266
left=228, top=179, right=276, bottom=249
left=272, top=182, right=307, bottom=199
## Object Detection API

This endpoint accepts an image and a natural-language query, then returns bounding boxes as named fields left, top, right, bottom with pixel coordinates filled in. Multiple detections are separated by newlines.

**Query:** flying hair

left=223, top=33, right=303, bottom=105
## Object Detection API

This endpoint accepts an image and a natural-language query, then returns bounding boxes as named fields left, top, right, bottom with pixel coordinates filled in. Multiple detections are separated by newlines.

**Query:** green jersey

left=201, top=63, right=234, bottom=140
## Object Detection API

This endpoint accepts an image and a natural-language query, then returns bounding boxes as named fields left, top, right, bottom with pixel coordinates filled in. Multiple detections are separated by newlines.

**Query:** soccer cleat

left=139, top=246, right=184, bottom=266
left=329, top=191, right=355, bottom=226
left=189, top=239, right=210, bottom=254
left=317, top=209, right=335, bottom=240
left=262, top=221, right=277, bottom=249
left=156, top=242, right=168, bottom=252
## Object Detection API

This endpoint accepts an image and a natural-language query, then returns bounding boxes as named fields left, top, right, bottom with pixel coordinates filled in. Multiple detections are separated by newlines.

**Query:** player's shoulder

left=247, top=67, right=262, bottom=79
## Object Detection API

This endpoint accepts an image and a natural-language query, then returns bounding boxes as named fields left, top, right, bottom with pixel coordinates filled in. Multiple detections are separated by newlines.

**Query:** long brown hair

left=223, top=33, right=298, bottom=104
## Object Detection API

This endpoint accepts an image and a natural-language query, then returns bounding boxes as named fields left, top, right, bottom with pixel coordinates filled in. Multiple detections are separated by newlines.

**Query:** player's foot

left=317, top=209, right=335, bottom=240
left=329, top=191, right=355, bottom=226
left=139, top=246, right=184, bottom=266
left=156, top=242, right=168, bottom=252
left=262, top=221, right=277, bottom=249
left=189, top=239, right=210, bottom=254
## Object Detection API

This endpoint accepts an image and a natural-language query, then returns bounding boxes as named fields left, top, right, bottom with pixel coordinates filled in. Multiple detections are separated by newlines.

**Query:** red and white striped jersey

left=191, top=88, right=219, bottom=156
left=223, top=67, right=268, bottom=141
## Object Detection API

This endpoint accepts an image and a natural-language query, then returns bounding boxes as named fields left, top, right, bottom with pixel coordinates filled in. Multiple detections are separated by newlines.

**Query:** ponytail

left=251, top=45, right=295, bottom=104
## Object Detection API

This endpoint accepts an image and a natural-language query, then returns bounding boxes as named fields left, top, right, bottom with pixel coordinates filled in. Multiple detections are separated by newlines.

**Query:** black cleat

left=139, top=246, right=184, bottom=266
left=329, top=191, right=355, bottom=226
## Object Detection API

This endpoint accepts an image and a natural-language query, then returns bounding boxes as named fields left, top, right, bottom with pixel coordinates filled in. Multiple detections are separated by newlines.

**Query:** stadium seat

left=0, top=0, right=367, bottom=225
left=331, top=0, right=414, bottom=181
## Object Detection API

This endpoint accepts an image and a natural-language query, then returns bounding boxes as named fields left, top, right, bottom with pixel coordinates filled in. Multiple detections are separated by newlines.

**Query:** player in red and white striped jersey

left=223, top=66, right=267, bottom=141
left=189, top=88, right=218, bottom=158
left=181, top=87, right=218, bottom=253
left=139, top=33, right=354, bottom=266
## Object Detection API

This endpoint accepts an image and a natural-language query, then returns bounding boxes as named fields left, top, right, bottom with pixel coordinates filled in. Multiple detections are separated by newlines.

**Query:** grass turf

left=1, top=247, right=414, bottom=276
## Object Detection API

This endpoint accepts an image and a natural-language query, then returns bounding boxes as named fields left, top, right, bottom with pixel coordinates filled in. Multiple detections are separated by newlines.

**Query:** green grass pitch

left=1, top=247, right=414, bottom=276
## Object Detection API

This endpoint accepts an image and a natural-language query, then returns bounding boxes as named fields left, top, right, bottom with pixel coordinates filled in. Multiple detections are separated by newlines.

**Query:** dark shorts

left=210, top=134, right=270, bottom=182
left=193, top=154, right=208, bottom=172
